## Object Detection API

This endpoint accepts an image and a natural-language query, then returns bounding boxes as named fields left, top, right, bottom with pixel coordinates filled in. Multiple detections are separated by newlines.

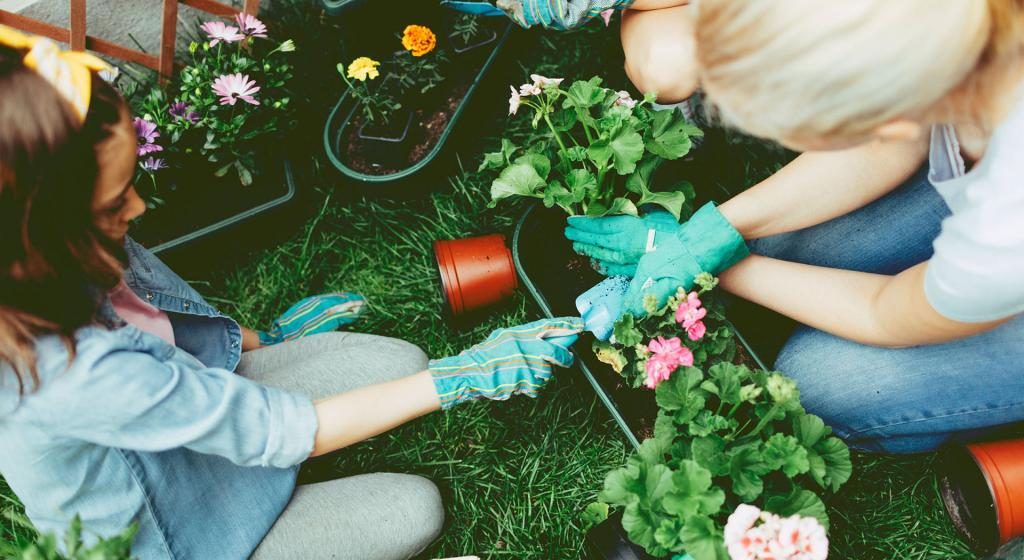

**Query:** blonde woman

left=566, top=0, right=1024, bottom=454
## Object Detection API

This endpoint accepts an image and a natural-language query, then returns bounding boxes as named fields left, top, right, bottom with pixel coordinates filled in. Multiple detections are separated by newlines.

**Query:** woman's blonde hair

left=695, top=0, right=1024, bottom=143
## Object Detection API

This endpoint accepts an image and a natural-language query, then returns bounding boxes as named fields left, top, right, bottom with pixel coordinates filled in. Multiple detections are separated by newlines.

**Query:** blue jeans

left=748, top=168, right=1024, bottom=454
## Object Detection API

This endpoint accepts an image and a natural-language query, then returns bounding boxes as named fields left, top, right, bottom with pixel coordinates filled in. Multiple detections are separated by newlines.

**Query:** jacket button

left=183, top=302, right=191, bottom=310
left=145, top=293, right=154, bottom=301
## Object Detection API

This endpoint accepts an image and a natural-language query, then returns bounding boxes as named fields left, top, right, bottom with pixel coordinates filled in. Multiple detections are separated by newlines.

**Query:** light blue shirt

left=0, top=238, right=318, bottom=559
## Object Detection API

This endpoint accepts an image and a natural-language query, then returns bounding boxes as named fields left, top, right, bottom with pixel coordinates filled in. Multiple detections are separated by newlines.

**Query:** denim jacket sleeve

left=27, top=329, right=318, bottom=469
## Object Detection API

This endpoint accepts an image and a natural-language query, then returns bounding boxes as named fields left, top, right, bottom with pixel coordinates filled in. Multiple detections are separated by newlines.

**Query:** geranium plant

left=133, top=12, right=296, bottom=191
left=594, top=273, right=736, bottom=389
left=483, top=75, right=701, bottom=219
left=588, top=357, right=852, bottom=560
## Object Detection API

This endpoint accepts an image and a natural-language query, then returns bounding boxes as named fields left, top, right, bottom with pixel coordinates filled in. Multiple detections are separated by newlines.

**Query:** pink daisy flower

left=235, top=13, right=268, bottom=38
left=212, top=73, right=260, bottom=106
left=200, top=21, right=245, bottom=46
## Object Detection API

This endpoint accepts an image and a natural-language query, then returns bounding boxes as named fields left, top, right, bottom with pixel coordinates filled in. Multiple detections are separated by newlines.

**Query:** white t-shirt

left=925, top=98, right=1024, bottom=322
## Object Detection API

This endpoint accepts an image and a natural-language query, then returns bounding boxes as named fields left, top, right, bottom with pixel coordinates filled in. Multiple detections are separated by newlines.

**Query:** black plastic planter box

left=129, top=157, right=303, bottom=275
left=323, top=22, right=514, bottom=193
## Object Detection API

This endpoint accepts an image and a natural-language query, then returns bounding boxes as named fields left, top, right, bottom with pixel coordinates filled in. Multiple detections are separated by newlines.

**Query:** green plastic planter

left=323, top=22, right=513, bottom=189
left=512, top=204, right=769, bottom=450
left=320, top=0, right=367, bottom=17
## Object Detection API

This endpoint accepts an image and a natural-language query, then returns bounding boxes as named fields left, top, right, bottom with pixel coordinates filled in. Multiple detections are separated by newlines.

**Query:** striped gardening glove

left=256, top=292, right=367, bottom=347
left=440, top=0, right=634, bottom=30
left=429, top=317, right=583, bottom=409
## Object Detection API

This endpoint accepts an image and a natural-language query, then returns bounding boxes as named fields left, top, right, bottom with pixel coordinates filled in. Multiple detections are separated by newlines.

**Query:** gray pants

left=235, top=333, right=445, bottom=560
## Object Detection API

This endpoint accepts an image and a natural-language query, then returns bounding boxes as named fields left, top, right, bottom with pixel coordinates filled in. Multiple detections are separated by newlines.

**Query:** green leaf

left=581, top=502, right=610, bottom=530
left=638, top=190, right=689, bottom=220
left=622, top=502, right=665, bottom=556
left=608, top=124, right=645, bottom=175
left=564, top=76, right=605, bottom=109
left=654, top=518, right=685, bottom=551
left=564, top=145, right=588, bottom=162
left=680, top=515, right=730, bottom=560
left=514, top=153, right=551, bottom=179
left=599, top=461, right=643, bottom=506
left=663, top=460, right=725, bottom=519
left=549, top=108, right=579, bottom=132
left=593, top=340, right=629, bottom=374
left=815, top=436, right=853, bottom=492
left=625, top=156, right=661, bottom=195
left=794, top=414, right=830, bottom=449
left=655, top=367, right=706, bottom=424
left=691, top=435, right=730, bottom=476
left=645, top=108, right=702, bottom=160
left=587, top=139, right=612, bottom=168
left=565, top=169, right=598, bottom=200
left=612, top=314, right=644, bottom=347
left=489, top=162, right=546, bottom=203
left=729, top=445, right=770, bottom=502
left=542, top=181, right=575, bottom=213
left=654, top=410, right=677, bottom=451
left=235, top=161, right=253, bottom=186
left=687, top=410, right=737, bottom=438
left=764, top=488, right=830, bottom=531
left=706, top=363, right=746, bottom=405
left=478, top=151, right=507, bottom=172
left=762, top=433, right=811, bottom=478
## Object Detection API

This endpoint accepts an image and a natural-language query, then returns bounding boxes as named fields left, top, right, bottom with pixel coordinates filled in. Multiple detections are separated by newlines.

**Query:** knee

left=396, top=475, right=445, bottom=553
left=386, top=338, right=429, bottom=371
left=621, top=8, right=699, bottom=103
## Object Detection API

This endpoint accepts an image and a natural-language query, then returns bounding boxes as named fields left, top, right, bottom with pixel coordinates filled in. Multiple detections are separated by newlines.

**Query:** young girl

left=0, top=29, right=581, bottom=559
left=567, top=0, right=1024, bottom=454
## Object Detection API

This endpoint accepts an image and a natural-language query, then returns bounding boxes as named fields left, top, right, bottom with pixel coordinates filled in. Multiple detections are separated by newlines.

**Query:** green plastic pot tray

left=513, top=204, right=769, bottom=450
left=323, top=22, right=513, bottom=185
left=320, top=0, right=368, bottom=17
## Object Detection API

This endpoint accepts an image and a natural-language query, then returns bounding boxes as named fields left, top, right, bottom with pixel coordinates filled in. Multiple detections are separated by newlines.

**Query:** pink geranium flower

left=212, top=73, right=260, bottom=106
left=235, top=13, right=268, bottom=38
left=725, top=505, right=829, bottom=560
left=643, top=336, right=694, bottom=389
left=675, top=291, right=707, bottom=328
left=600, top=9, right=614, bottom=26
left=686, top=320, right=707, bottom=341
left=200, top=21, right=245, bottom=46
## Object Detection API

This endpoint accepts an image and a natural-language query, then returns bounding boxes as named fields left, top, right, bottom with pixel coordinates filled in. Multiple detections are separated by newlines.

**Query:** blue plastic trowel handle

left=439, top=0, right=506, bottom=17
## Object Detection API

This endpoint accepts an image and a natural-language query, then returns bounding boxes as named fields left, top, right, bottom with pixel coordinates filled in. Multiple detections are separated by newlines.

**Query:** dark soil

left=340, top=82, right=470, bottom=175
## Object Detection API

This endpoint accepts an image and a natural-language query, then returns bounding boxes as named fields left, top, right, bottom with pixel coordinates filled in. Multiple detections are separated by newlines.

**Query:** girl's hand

left=428, top=317, right=583, bottom=409
left=256, top=292, right=366, bottom=347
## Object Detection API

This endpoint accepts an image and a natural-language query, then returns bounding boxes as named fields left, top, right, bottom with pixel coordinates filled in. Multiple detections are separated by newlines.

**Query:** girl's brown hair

left=0, top=43, right=128, bottom=394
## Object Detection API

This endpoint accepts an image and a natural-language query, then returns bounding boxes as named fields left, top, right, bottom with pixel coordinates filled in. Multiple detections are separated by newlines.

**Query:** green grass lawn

left=0, top=3, right=977, bottom=559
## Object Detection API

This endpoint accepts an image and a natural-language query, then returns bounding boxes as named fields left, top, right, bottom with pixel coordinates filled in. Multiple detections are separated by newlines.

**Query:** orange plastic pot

left=938, top=439, right=1024, bottom=554
left=434, top=234, right=518, bottom=317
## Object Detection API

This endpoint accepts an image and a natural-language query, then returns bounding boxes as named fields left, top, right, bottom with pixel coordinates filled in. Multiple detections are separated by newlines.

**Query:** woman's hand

left=256, top=292, right=366, bottom=347
left=568, top=203, right=748, bottom=316
left=428, top=317, right=583, bottom=409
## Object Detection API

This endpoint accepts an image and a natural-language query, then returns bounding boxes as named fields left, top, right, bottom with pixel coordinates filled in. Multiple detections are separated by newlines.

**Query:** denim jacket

left=0, top=238, right=318, bottom=559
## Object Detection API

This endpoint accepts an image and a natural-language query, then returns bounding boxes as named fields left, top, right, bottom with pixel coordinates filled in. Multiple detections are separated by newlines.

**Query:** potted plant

left=124, top=13, right=301, bottom=256
left=322, top=2, right=513, bottom=189
left=486, top=73, right=853, bottom=558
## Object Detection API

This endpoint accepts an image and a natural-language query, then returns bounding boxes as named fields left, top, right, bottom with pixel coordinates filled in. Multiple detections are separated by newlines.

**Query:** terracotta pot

left=434, top=234, right=518, bottom=316
left=938, top=440, right=1024, bottom=554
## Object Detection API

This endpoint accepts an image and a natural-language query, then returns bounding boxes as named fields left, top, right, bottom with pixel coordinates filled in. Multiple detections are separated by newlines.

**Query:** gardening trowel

left=575, top=276, right=630, bottom=342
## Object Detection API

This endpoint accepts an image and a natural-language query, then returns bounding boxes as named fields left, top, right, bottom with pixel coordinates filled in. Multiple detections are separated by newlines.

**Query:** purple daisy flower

left=169, top=101, right=201, bottom=124
left=140, top=157, right=167, bottom=172
left=133, top=117, right=163, bottom=156
left=235, top=13, right=268, bottom=39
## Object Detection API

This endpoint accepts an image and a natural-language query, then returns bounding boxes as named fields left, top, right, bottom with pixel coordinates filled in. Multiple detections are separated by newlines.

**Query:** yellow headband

left=0, top=24, right=112, bottom=122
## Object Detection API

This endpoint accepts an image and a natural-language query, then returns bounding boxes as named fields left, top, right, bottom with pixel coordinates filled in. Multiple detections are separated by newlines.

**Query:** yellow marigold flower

left=401, top=25, right=436, bottom=57
left=347, top=57, right=380, bottom=82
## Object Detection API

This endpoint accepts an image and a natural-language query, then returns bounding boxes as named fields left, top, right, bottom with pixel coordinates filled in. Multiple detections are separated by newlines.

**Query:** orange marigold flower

left=401, top=24, right=436, bottom=57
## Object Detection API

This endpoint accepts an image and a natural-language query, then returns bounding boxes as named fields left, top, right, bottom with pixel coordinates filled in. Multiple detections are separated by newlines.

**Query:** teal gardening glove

left=257, top=292, right=367, bottom=346
left=429, top=317, right=583, bottom=409
left=565, top=209, right=682, bottom=277
left=567, top=203, right=749, bottom=317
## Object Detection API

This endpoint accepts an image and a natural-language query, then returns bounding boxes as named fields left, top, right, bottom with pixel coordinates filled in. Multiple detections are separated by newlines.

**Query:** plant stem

left=745, top=403, right=782, bottom=440
left=543, top=112, right=570, bottom=159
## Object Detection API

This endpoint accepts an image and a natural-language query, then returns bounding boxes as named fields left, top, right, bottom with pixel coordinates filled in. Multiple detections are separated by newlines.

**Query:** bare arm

left=628, top=0, right=689, bottom=9
left=720, top=257, right=1006, bottom=347
left=241, top=327, right=261, bottom=351
left=718, top=138, right=929, bottom=240
left=310, top=370, right=440, bottom=457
